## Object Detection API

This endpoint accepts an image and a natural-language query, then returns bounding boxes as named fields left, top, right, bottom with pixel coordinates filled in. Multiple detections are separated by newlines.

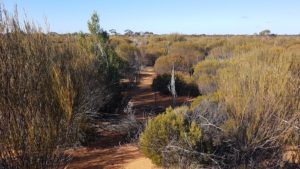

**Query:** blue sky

left=2, top=0, right=300, bottom=34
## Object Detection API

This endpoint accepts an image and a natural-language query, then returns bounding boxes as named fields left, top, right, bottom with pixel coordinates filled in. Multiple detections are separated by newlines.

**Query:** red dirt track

left=66, top=67, right=192, bottom=169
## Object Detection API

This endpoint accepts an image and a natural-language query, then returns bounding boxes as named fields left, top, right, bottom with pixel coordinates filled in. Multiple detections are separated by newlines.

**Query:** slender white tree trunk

left=169, top=65, right=177, bottom=107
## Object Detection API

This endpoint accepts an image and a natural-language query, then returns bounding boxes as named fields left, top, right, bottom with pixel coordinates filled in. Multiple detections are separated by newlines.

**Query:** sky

left=1, top=0, right=300, bottom=35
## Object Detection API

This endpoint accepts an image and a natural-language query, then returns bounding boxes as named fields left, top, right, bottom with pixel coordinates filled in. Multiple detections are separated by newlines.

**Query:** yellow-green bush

left=190, top=92, right=220, bottom=110
left=0, top=8, right=124, bottom=169
left=140, top=106, right=202, bottom=166
left=193, top=59, right=227, bottom=95
left=0, top=25, right=82, bottom=169
left=153, top=40, right=205, bottom=74
left=215, top=48, right=300, bottom=167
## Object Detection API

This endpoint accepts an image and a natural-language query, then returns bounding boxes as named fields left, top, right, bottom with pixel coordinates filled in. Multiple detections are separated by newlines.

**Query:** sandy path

left=66, top=67, right=192, bottom=169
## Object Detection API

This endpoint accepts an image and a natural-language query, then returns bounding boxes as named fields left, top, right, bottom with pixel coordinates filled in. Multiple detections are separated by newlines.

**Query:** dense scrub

left=0, top=4, right=299, bottom=169
left=140, top=35, right=300, bottom=168
left=0, top=9, right=125, bottom=169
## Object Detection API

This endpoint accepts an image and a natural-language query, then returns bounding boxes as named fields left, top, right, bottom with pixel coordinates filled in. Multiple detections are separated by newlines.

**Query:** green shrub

left=139, top=107, right=202, bottom=166
left=152, top=73, right=199, bottom=96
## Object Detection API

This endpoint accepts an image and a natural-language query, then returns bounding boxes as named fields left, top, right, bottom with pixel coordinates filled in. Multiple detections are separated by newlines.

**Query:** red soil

left=66, top=67, right=193, bottom=169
